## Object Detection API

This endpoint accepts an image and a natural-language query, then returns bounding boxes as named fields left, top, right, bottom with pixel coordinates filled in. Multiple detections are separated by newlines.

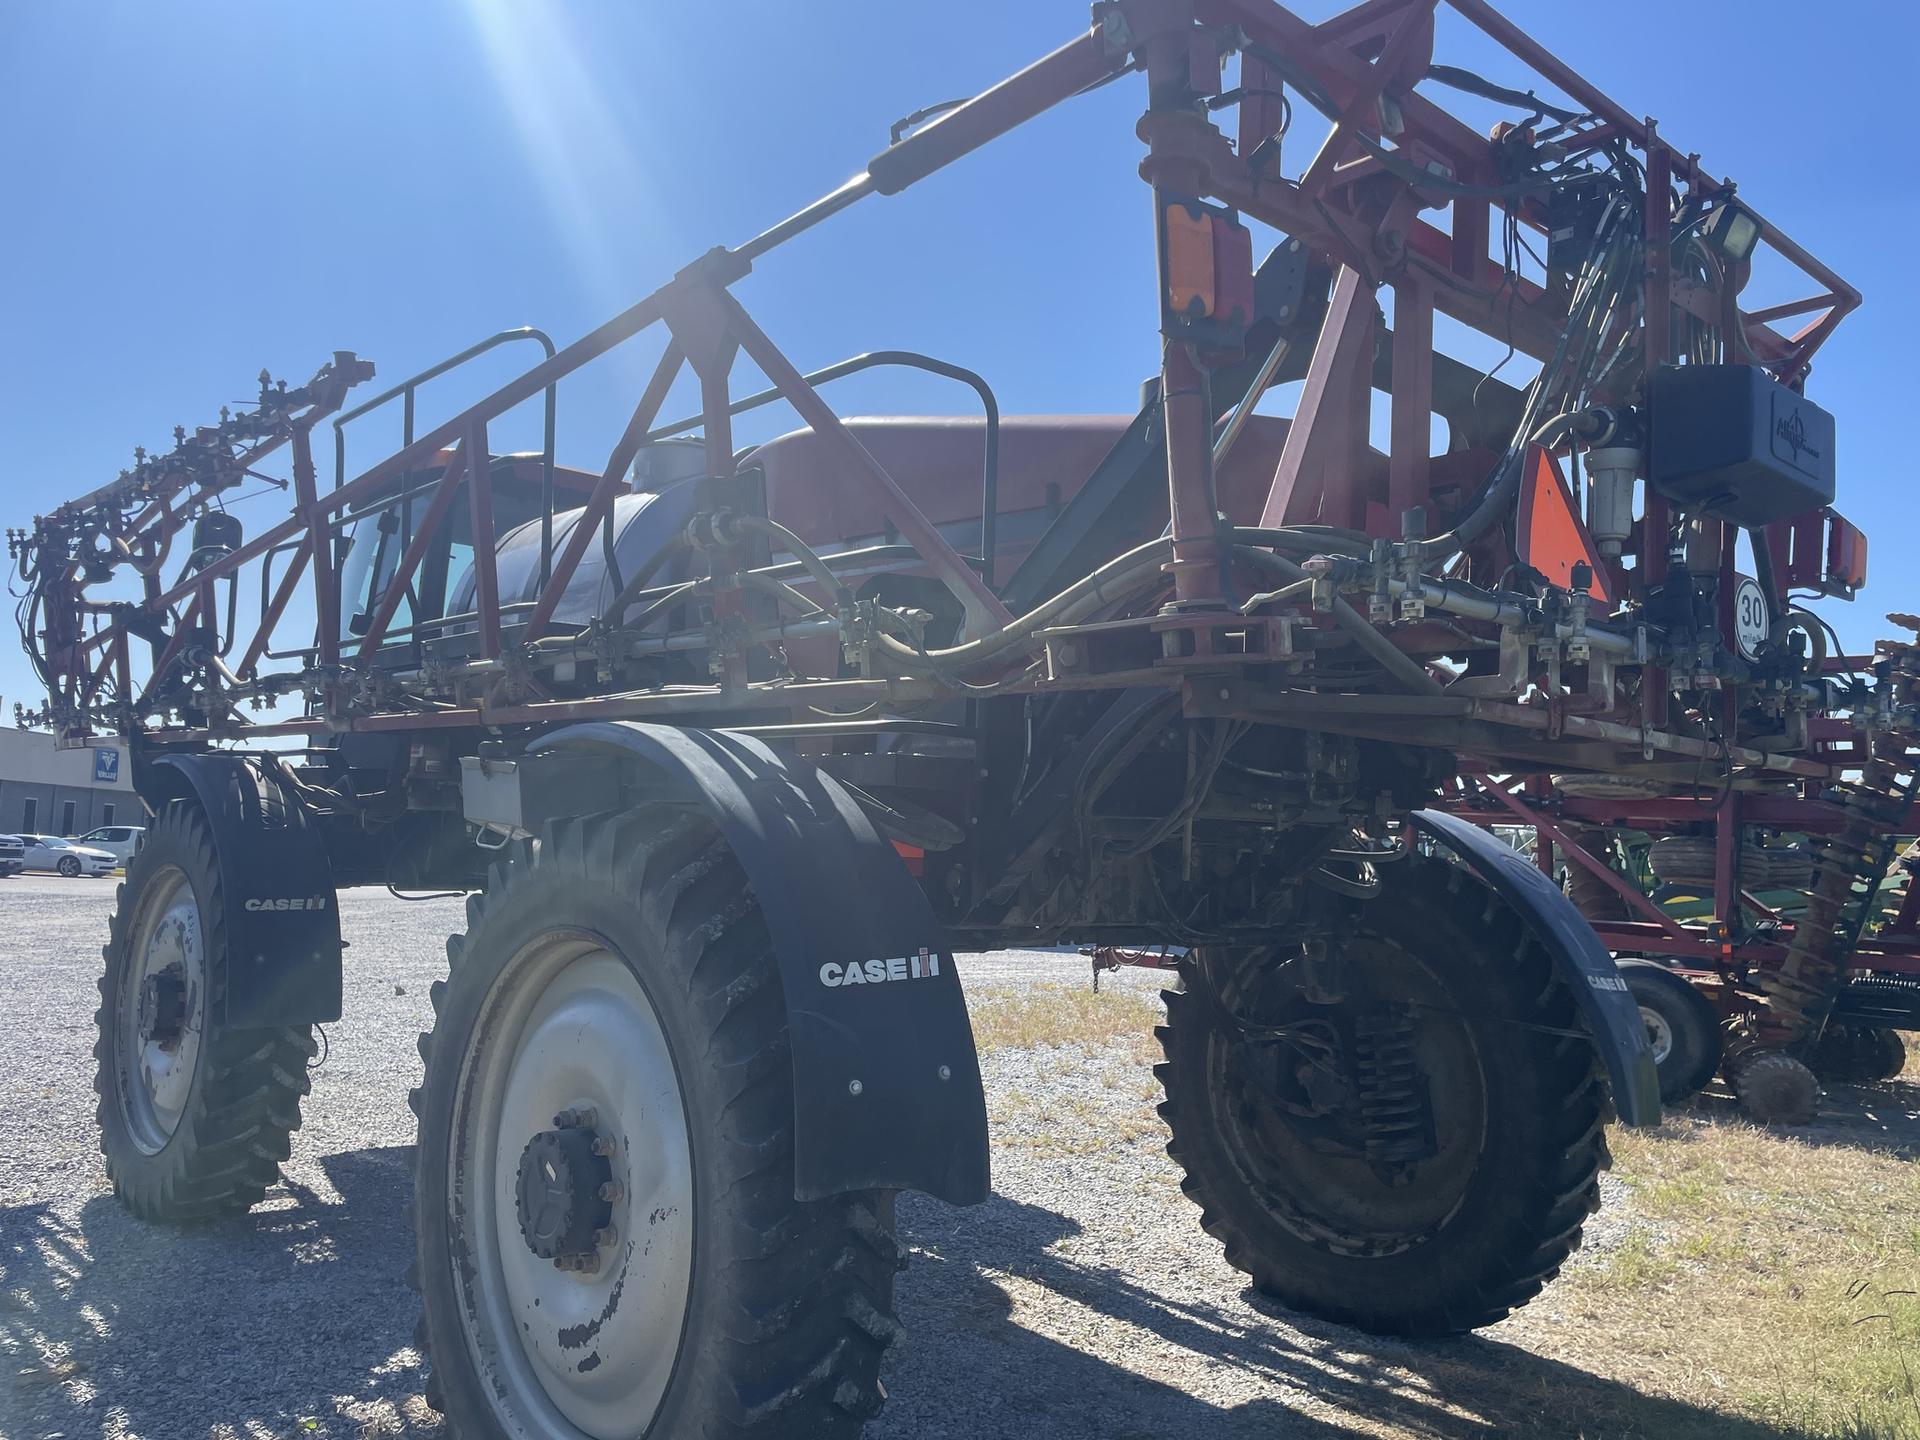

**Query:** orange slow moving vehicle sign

left=1517, top=445, right=1612, bottom=603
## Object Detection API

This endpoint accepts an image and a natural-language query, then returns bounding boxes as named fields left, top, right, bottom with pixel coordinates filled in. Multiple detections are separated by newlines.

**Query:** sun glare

left=460, top=0, right=666, bottom=303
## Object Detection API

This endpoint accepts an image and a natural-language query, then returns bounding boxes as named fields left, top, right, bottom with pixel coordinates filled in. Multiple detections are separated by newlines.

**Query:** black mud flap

left=528, top=721, right=991, bottom=1206
left=140, top=753, right=343, bottom=1027
left=1411, top=809, right=1661, bottom=1127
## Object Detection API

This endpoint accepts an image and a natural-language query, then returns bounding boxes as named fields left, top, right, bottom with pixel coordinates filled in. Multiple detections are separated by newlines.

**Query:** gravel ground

left=0, top=875, right=1751, bottom=1440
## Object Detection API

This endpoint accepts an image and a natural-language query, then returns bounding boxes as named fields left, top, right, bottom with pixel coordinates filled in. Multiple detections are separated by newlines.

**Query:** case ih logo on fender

left=820, top=947, right=940, bottom=988
left=244, top=896, right=331, bottom=912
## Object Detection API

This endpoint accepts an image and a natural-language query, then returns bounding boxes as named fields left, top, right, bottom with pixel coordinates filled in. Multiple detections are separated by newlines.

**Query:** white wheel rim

left=1640, top=1004, right=1675, bottom=1066
left=451, top=933, right=695, bottom=1440
left=120, top=865, right=206, bottom=1153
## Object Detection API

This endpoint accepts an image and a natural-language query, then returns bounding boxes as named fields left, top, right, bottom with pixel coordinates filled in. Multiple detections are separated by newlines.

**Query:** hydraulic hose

left=1418, top=200, right=1642, bottom=560
left=713, top=513, right=850, bottom=603
left=1527, top=411, right=1587, bottom=448
left=1231, top=525, right=1371, bottom=558
left=1240, top=579, right=1314, bottom=612
left=692, top=505, right=1480, bottom=696
left=607, top=536, right=690, bottom=623
left=740, top=569, right=825, bottom=617
left=1781, top=606, right=1829, bottom=666
left=867, top=535, right=1175, bottom=673
left=1232, top=546, right=1444, bottom=696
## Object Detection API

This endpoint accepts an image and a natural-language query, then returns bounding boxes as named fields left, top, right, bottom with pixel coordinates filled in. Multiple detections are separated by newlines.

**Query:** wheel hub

left=138, top=965, right=188, bottom=1048
left=1639, top=1004, right=1675, bottom=1065
left=119, top=867, right=206, bottom=1154
left=1208, top=939, right=1487, bottom=1256
left=448, top=938, right=696, bottom=1437
left=515, top=1115, right=615, bottom=1270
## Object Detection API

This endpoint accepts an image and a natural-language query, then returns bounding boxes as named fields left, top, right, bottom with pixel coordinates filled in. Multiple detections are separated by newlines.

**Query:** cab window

left=338, top=464, right=546, bottom=645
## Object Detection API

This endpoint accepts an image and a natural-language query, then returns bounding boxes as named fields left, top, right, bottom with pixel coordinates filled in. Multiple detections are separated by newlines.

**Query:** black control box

left=1649, top=364, right=1834, bottom=526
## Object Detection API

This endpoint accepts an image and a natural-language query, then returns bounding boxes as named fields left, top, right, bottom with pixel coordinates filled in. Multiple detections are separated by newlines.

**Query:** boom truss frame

left=15, top=0, right=1867, bottom=791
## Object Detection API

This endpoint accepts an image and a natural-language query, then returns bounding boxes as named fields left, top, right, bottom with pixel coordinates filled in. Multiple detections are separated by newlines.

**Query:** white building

left=0, top=728, right=136, bottom=836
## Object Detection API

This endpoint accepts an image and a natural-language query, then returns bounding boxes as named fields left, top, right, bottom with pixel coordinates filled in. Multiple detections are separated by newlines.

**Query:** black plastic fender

left=1411, top=808, right=1661, bottom=1127
left=138, top=753, right=343, bottom=1027
left=527, top=721, right=991, bottom=1206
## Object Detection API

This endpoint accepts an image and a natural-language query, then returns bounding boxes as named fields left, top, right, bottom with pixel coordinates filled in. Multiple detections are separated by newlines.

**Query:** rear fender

left=137, top=753, right=342, bottom=1027
left=1411, top=808, right=1661, bottom=1126
left=522, top=721, right=991, bottom=1206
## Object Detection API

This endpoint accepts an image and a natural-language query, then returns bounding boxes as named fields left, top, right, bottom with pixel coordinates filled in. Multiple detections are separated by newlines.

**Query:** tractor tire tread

left=409, top=801, right=897, bottom=1438
left=93, top=801, right=312, bottom=1223
left=1157, top=856, right=1611, bottom=1338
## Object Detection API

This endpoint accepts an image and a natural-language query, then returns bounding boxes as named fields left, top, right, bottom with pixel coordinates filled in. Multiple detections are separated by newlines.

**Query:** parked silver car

left=73, top=824, right=145, bottom=865
left=19, top=834, right=116, bottom=877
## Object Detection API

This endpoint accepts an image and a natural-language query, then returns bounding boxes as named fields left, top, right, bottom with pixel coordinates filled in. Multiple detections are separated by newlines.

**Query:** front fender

left=1412, top=808, right=1661, bottom=1127
left=526, top=721, right=991, bottom=1206
left=138, top=752, right=342, bottom=1028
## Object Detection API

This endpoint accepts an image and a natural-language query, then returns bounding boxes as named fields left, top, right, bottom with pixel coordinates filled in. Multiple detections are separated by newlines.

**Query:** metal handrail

left=332, top=327, right=560, bottom=586
left=646, top=349, right=1002, bottom=582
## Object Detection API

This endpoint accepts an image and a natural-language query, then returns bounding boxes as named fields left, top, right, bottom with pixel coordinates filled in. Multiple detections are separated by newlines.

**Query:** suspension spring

left=1351, top=1009, right=1433, bottom=1183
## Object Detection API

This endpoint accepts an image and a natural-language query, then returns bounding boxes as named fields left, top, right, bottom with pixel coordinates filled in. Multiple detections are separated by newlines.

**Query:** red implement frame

left=19, top=0, right=1865, bottom=763
left=1443, top=774, right=1920, bottom=979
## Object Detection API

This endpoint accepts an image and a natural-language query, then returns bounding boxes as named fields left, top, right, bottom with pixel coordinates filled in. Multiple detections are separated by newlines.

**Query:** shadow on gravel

left=0, top=1144, right=433, bottom=1439
left=889, top=1192, right=1821, bottom=1440
left=3, top=1147, right=1842, bottom=1439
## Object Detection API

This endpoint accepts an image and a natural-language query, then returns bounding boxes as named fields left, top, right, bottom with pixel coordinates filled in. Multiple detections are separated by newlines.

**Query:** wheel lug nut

left=591, top=1136, right=616, bottom=1157
left=595, top=1225, right=618, bottom=1248
left=551, top=1105, right=600, bottom=1130
left=598, top=1181, right=624, bottom=1203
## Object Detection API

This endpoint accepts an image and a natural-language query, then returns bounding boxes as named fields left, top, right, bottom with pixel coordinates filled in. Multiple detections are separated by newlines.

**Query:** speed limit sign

left=1731, top=575, right=1768, bottom=661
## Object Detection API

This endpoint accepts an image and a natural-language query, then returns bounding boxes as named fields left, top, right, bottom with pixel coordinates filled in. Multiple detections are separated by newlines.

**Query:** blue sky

left=2, top=0, right=1915, bottom=714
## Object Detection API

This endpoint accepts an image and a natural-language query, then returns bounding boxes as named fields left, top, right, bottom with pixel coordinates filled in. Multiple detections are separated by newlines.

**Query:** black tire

left=93, top=801, right=315, bottom=1220
left=1648, top=834, right=1770, bottom=891
left=1810, top=1023, right=1909, bottom=1084
left=1868, top=1028, right=1910, bottom=1081
left=409, top=805, right=900, bottom=1439
left=1617, top=959, right=1724, bottom=1104
left=59, top=855, right=79, bottom=877
left=1156, top=856, right=1612, bottom=1337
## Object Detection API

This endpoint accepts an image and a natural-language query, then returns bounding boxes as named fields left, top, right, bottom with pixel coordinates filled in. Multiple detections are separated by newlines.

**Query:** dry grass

left=1517, top=1104, right=1920, bottom=1439
left=966, top=981, right=1163, bottom=1060
left=990, top=1089, right=1166, bottom=1156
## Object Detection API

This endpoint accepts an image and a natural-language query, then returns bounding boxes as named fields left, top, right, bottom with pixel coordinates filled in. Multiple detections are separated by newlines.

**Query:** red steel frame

left=24, top=0, right=1866, bottom=775
left=1444, top=773, right=1920, bottom=979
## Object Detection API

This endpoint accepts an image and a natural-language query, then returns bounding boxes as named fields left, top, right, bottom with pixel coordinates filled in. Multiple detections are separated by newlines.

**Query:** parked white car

left=19, top=834, right=117, bottom=877
left=73, top=824, right=145, bottom=864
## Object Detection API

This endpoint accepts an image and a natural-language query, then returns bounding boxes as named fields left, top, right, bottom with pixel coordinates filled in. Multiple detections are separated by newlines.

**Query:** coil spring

left=1352, top=1009, right=1431, bottom=1182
